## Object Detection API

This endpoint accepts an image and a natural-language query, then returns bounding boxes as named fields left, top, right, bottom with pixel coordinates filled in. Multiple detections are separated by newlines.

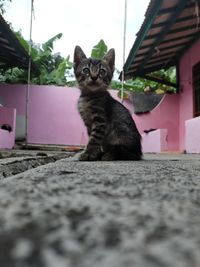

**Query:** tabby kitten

left=74, top=45, right=142, bottom=161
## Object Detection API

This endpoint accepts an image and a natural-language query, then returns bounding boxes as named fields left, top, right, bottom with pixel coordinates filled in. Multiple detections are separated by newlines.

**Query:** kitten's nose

left=91, top=76, right=98, bottom=81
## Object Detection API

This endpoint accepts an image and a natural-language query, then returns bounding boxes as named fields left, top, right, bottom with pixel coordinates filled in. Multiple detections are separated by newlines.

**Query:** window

left=193, top=62, right=200, bottom=117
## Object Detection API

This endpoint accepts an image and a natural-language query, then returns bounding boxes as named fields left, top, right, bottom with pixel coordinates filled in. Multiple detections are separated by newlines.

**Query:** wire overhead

left=25, top=0, right=34, bottom=146
left=121, top=0, right=127, bottom=103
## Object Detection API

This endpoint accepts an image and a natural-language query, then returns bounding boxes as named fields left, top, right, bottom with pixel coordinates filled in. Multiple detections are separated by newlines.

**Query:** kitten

left=73, top=45, right=142, bottom=161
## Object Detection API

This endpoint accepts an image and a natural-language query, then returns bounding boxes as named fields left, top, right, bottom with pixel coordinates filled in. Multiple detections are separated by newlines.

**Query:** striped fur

left=74, top=46, right=142, bottom=161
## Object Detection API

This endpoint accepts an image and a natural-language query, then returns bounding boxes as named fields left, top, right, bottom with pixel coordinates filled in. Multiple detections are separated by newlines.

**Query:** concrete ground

left=0, top=150, right=200, bottom=267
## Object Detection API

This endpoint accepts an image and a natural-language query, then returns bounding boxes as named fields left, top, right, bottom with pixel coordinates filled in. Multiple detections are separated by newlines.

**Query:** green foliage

left=91, top=39, right=108, bottom=59
left=149, top=68, right=176, bottom=84
left=90, top=40, right=177, bottom=95
left=42, top=33, right=63, bottom=53
left=112, top=78, right=150, bottom=92
left=0, top=68, right=26, bottom=83
left=0, top=32, right=73, bottom=85
left=112, top=68, right=177, bottom=94
left=0, top=33, right=177, bottom=92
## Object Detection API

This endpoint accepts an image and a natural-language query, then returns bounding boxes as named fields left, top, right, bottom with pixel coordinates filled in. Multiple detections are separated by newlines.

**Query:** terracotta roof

left=123, top=0, right=200, bottom=80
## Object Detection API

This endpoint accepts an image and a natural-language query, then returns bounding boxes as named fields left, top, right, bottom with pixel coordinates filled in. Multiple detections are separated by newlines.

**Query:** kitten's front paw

left=101, top=152, right=115, bottom=161
left=79, top=148, right=101, bottom=161
left=79, top=152, right=90, bottom=161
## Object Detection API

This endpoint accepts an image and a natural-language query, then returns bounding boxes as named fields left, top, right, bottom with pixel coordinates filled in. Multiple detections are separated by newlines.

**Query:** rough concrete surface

left=0, top=149, right=75, bottom=178
left=0, top=152, right=200, bottom=267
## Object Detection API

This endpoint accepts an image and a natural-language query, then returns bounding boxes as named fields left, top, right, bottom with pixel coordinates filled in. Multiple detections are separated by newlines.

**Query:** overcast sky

left=4, top=0, right=150, bottom=70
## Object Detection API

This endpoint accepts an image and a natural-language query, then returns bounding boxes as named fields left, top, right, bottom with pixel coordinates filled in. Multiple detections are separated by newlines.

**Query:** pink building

left=122, top=0, right=200, bottom=153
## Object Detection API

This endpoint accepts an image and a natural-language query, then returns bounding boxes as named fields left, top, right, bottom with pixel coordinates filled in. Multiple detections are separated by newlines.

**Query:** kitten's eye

left=82, top=68, right=90, bottom=75
left=99, top=69, right=106, bottom=77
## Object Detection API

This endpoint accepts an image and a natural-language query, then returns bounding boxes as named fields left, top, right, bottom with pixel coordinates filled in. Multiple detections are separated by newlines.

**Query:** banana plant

left=91, top=39, right=108, bottom=59
left=0, top=31, right=73, bottom=85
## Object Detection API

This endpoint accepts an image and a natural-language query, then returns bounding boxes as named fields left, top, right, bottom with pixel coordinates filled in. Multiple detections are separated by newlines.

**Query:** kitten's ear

left=103, top=48, right=115, bottom=72
left=73, top=46, right=87, bottom=69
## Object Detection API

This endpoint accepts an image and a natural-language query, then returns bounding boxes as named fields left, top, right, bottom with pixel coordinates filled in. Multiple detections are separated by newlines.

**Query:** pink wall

left=0, top=106, right=16, bottom=149
left=0, top=106, right=16, bottom=131
left=28, top=86, right=87, bottom=145
left=142, top=129, right=168, bottom=153
left=0, top=84, right=87, bottom=145
left=0, top=84, right=135, bottom=146
left=0, top=84, right=180, bottom=150
left=133, top=94, right=180, bottom=151
left=185, top=117, right=200, bottom=153
left=0, top=84, right=26, bottom=114
left=179, top=38, right=200, bottom=151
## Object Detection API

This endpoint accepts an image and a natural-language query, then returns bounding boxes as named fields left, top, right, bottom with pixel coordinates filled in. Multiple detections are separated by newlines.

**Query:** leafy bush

left=112, top=68, right=177, bottom=94
left=0, top=32, right=73, bottom=85
left=0, top=33, right=176, bottom=93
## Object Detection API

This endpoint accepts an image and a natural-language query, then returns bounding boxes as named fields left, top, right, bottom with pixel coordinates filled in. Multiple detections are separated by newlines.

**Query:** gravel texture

left=0, top=153, right=200, bottom=267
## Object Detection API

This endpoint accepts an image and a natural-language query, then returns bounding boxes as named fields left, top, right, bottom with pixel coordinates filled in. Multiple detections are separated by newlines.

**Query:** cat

left=1, top=124, right=12, bottom=132
left=73, top=45, right=142, bottom=161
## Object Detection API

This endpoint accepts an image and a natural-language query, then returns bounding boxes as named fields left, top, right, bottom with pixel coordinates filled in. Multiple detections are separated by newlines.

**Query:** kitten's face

left=73, top=46, right=115, bottom=94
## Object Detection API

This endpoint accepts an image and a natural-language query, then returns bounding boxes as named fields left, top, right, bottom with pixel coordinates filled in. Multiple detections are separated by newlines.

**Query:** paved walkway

left=0, top=153, right=200, bottom=267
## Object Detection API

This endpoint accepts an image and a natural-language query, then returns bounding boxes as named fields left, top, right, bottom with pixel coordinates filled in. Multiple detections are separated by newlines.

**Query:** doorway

left=193, top=61, right=200, bottom=117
